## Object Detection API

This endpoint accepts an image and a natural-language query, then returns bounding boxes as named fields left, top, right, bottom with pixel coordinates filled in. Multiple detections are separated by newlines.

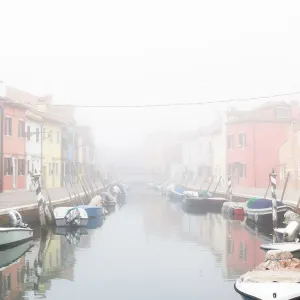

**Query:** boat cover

left=284, top=210, right=300, bottom=224
left=198, top=190, right=212, bottom=197
left=246, top=198, right=285, bottom=209
left=174, top=185, right=184, bottom=194
left=240, top=250, right=300, bottom=283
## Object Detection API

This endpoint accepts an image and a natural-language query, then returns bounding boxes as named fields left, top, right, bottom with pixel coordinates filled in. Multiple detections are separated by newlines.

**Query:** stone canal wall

left=0, top=187, right=103, bottom=225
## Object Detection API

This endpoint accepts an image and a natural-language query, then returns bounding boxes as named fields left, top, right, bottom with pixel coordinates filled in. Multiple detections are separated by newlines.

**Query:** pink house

left=226, top=101, right=300, bottom=188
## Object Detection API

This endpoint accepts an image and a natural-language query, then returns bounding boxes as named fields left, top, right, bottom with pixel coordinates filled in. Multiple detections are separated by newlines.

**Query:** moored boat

left=221, top=201, right=244, bottom=218
left=244, top=198, right=287, bottom=226
left=182, top=195, right=227, bottom=213
left=53, top=206, right=88, bottom=227
left=234, top=250, right=300, bottom=300
left=0, top=210, right=33, bottom=249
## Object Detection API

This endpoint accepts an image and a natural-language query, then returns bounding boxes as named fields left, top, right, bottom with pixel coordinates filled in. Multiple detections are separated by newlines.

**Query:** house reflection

left=0, top=228, right=83, bottom=300
left=225, top=220, right=272, bottom=277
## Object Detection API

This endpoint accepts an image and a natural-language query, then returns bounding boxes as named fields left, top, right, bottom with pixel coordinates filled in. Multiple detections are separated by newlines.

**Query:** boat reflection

left=0, top=226, right=93, bottom=300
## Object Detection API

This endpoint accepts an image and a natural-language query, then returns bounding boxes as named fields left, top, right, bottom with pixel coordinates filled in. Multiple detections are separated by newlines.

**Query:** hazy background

left=0, top=0, right=300, bottom=165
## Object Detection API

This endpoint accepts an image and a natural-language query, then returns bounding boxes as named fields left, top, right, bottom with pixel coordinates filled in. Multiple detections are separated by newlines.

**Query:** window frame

left=4, top=116, right=12, bottom=136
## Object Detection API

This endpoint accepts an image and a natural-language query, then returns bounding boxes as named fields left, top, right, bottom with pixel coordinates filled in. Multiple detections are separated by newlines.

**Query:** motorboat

left=0, top=210, right=33, bottom=249
left=244, top=198, right=287, bottom=226
left=101, top=191, right=117, bottom=208
left=53, top=206, right=88, bottom=227
left=0, top=240, right=33, bottom=268
left=235, top=250, right=300, bottom=300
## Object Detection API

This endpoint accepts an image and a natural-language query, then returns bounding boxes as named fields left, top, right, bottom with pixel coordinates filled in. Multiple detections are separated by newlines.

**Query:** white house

left=26, top=110, right=43, bottom=190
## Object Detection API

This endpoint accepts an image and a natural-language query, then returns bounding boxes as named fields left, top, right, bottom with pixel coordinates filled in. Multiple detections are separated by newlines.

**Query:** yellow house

left=43, top=235, right=62, bottom=272
left=41, top=114, right=64, bottom=188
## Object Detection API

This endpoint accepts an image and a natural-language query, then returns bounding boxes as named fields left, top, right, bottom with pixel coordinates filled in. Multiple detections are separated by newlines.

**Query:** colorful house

left=279, top=122, right=300, bottom=189
left=0, top=98, right=27, bottom=192
left=40, top=113, right=64, bottom=188
left=25, top=110, right=43, bottom=190
left=226, top=101, right=300, bottom=188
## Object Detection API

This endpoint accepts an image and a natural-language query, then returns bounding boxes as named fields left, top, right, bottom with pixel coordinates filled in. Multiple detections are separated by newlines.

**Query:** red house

left=226, top=101, right=300, bottom=188
left=0, top=98, right=27, bottom=192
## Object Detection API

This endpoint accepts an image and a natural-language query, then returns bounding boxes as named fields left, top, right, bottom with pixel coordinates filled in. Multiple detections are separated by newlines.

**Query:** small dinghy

left=235, top=250, right=300, bottom=300
left=0, top=210, right=33, bottom=249
left=53, top=206, right=88, bottom=227
left=221, top=202, right=244, bottom=218
left=244, top=197, right=287, bottom=226
left=79, top=195, right=107, bottom=219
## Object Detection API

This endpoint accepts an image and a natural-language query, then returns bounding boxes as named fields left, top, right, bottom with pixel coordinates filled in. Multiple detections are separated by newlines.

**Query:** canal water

left=0, top=185, right=273, bottom=300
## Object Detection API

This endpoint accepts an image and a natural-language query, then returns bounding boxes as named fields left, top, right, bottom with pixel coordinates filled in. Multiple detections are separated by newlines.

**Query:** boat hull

left=235, top=278, right=300, bottom=300
left=0, top=227, right=33, bottom=249
left=54, top=207, right=88, bottom=227
left=245, top=207, right=286, bottom=227
left=182, top=197, right=227, bottom=213
left=79, top=205, right=106, bottom=219
left=167, top=191, right=184, bottom=202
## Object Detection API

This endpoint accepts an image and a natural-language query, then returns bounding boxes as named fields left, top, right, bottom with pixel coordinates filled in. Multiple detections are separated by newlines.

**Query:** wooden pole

left=270, top=170, right=277, bottom=229
left=280, top=172, right=290, bottom=203
left=212, top=176, right=222, bottom=197
left=295, top=196, right=300, bottom=213
left=206, top=175, right=215, bottom=193
left=264, top=181, right=270, bottom=198
left=227, top=175, right=232, bottom=201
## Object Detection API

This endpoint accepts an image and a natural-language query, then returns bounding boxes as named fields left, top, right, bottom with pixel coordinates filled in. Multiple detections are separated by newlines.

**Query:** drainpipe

left=0, top=105, right=3, bottom=193
left=253, top=123, right=257, bottom=187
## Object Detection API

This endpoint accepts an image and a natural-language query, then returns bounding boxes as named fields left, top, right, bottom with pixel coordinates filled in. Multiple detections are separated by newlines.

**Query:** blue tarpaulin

left=246, top=198, right=285, bottom=209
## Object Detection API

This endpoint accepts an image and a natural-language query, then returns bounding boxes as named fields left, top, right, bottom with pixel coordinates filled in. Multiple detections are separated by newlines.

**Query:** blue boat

left=79, top=205, right=107, bottom=219
left=87, top=217, right=104, bottom=229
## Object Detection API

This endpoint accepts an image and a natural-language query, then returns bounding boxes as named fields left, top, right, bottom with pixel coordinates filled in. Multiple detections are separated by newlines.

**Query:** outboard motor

left=283, top=221, right=300, bottom=242
left=8, top=210, right=28, bottom=228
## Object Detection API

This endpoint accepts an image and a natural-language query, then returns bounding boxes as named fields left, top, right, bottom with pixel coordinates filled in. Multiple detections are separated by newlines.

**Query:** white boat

left=0, top=227, right=33, bottom=249
left=235, top=250, right=300, bottom=300
left=53, top=207, right=88, bottom=227
left=261, top=242, right=300, bottom=253
left=0, top=240, right=33, bottom=268
left=0, top=210, right=33, bottom=249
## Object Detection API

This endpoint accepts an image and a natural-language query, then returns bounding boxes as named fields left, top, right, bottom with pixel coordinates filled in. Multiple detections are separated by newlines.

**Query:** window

left=227, top=163, right=234, bottom=176
left=3, top=274, right=11, bottom=295
left=4, top=157, right=13, bottom=175
left=56, top=162, right=59, bottom=175
left=36, top=128, right=40, bottom=142
left=237, top=162, right=246, bottom=178
left=227, top=135, right=234, bottom=149
left=57, top=130, right=60, bottom=143
left=5, top=117, right=12, bottom=136
left=18, top=120, right=25, bottom=138
left=27, top=160, right=30, bottom=174
left=49, top=163, right=52, bottom=175
left=238, top=133, right=246, bottom=148
left=18, top=159, right=25, bottom=175
left=48, top=129, right=52, bottom=142
left=27, top=125, right=31, bottom=141
left=276, top=107, right=291, bottom=119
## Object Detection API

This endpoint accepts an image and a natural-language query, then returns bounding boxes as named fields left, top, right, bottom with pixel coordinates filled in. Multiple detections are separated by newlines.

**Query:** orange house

left=0, top=98, right=27, bottom=192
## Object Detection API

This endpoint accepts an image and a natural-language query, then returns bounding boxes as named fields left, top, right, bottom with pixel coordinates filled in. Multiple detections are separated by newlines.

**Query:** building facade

left=1, top=100, right=27, bottom=192
left=226, top=102, right=300, bottom=188
left=41, top=115, right=63, bottom=188
left=26, top=110, right=43, bottom=190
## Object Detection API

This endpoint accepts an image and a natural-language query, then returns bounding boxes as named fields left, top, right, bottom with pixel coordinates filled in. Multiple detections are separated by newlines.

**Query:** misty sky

left=0, top=0, right=300, bottom=162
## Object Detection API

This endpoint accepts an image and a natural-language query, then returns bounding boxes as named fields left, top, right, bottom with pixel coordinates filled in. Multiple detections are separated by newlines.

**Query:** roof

left=0, top=96, right=29, bottom=109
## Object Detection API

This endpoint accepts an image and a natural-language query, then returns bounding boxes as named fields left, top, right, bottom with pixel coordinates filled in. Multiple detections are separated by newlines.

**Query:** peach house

left=0, top=98, right=27, bottom=192
left=226, top=101, right=300, bottom=188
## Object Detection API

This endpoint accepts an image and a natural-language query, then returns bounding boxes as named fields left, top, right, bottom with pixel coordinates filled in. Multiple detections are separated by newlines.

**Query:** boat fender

left=283, top=221, right=300, bottom=242
left=8, top=210, right=28, bottom=228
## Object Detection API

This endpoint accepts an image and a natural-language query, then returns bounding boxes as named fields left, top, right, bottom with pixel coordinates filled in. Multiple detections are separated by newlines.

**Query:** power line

left=52, top=90, right=300, bottom=108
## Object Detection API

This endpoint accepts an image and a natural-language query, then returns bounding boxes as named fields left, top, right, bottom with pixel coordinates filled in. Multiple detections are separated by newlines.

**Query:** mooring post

left=227, top=175, right=232, bottom=201
left=270, top=170, right=277, bottom=229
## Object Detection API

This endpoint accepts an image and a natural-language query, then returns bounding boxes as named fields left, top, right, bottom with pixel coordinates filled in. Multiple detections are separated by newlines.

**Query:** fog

left=1, top=0, right=300, bottom=167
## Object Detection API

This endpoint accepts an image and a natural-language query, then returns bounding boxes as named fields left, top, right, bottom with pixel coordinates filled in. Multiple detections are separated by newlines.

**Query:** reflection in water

left=0, top=186, right=278, bottom=300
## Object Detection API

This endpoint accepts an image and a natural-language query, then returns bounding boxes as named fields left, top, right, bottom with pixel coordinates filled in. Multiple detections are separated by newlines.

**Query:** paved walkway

left=0, top=182, right=103, bottom=214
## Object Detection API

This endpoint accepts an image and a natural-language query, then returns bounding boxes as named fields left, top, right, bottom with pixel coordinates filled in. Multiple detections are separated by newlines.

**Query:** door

left=52, top=162, right=55, bottom=187
left=43, top=166, right=47, bottom=188
left=12, top=157, right=18, bottom=189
